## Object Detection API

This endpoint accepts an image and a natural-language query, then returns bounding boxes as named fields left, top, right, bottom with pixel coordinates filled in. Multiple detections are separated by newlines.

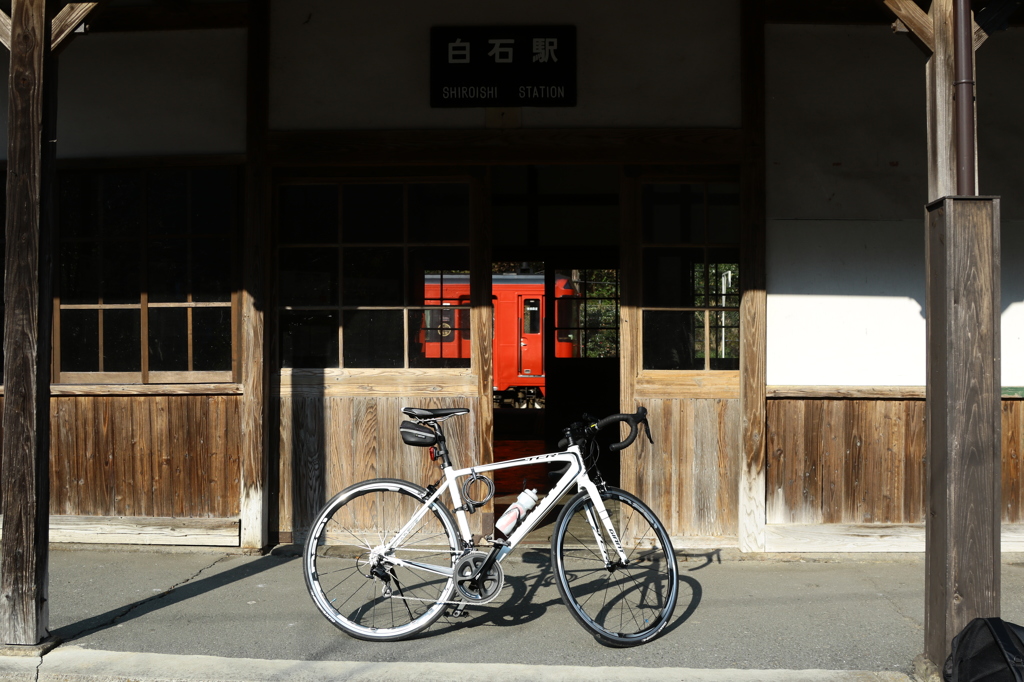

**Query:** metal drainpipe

left=953, top=0, right=977, bottom=196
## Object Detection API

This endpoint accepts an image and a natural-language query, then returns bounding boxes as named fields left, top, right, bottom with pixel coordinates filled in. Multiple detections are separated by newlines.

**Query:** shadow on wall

left=766, top=218, right=1024, bottom=317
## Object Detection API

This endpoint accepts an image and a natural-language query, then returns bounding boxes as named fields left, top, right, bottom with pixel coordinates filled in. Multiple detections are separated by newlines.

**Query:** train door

left=518, top=295, right=543, bottom=379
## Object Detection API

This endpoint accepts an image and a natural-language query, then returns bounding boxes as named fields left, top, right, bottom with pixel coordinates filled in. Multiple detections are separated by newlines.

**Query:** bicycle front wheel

left=551, top=487, right=678, bottom=647
left=303, top=478, right=460, bottom=641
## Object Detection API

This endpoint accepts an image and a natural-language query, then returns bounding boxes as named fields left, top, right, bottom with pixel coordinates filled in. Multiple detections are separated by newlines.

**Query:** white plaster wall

left=270, top=0, right=741, bottom=130
left=766, top=25, right=1024, bottom=387
left=0, top=29, right=247, bottom=159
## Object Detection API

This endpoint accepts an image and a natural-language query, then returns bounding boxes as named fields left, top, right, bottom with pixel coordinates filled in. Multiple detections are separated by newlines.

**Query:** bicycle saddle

left=402, top=407, right=470, bottom=419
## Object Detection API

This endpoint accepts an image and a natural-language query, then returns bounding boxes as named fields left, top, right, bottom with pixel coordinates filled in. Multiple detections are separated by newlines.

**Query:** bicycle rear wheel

left=303, top=478, right=460, bottom=641
left=551, top=487, right=678, bottom=647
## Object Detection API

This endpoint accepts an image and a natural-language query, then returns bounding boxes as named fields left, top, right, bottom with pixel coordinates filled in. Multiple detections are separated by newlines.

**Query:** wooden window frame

left=274, top=175, right=476, bottom=376
left=635, top=178, right=741, bottom=379
left=52, top=165, right=242, bottom=386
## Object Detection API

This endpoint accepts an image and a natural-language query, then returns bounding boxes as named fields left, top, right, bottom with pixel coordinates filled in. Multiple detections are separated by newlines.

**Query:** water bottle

left=495, top=488, right=539, bottom=537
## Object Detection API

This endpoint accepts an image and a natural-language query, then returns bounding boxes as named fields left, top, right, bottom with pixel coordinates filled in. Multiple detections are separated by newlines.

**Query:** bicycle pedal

left=449, top=603, right=469, bottom=618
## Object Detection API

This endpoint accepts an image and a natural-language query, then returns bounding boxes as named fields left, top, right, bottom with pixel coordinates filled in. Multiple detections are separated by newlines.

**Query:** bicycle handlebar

left=559, top=407, right=654, bottom=452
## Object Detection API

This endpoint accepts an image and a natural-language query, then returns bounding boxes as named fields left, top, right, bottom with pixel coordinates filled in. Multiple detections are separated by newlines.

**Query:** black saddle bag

left=944, top=617, right=1024, bottom=682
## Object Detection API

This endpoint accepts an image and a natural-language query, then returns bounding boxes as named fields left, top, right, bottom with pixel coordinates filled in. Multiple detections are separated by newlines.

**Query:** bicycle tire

left=303, top=478, right=460, bottom=641
left=551, top=487, right=678, bottom=647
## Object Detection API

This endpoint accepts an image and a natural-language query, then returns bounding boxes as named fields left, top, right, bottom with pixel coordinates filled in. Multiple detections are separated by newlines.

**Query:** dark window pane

left=191, top=168, right=237, bottom=235
left=342, top=184, right=403, bottom=243
left=60, top=309, right=99, bottom=372
left=707, top=183, right=741, bottom=245
left=279, top=185, right=338, bottom=244
left=148, top=170, right=189, bottom=235
left=279, top=247, right=337, bottom=306
left=102, top=241, right=141, bottom=304
left=642, top=184, right=705, bottom=244
left=148, top=308, right=188, bottom=371
left=102, top=172, right=144, bottom=239
left=707, top=251, right=740, bottom=308
left=409, top=247, right=469, bottom=305
left=343, top=247, right=403, bottom=306
left=59, top=241, right=99, bottom=304
left=59, top=173, right=99, bottom=239
left=192, top=237, right=232, bottom=302
left=643, top=310, right=703, bottom=370
left=410, top=308, right=470, bottom=368
left=709, top=310, right=740, bottom=370
left=343, top=310, right=403, bottom=368
left=643, top=248, right=705, bottom=307
left=193, top=307, right=233, bottom=371
left=149, top=239, right=188, bottom=303
left=104, top=309, right=141, bottom=372
left=408, top=184, right=469, bottom=243
left=280, top=311, right=338, bottom=368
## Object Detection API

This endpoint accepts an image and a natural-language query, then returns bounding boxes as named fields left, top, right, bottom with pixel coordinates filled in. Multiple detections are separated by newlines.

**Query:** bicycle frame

left=382, top=445, right=630, bottom=578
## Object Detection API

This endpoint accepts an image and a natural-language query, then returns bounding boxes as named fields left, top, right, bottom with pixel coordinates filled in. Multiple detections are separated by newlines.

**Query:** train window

left=523, top=299, right=541, bottom=334
left=277, top=181, right=472, bottom=370
left=641, top=182, right=740, bottom=371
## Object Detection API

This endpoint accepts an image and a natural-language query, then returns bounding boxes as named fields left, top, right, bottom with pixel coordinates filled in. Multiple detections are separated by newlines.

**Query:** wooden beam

left=885, top=0, right=935, bottom=50
left=924, top=196, right=1002, bottom=666
left=266, top=129, right=743, bottom=167
left=1, top=0, right=56, bottom=647
left=0, top=516, right=241, bottom=546
left=738, top=0, right=768, bottom=553
left=51, top=3, right=99, bottom=53
left=239, top=0, right=269, bottom=551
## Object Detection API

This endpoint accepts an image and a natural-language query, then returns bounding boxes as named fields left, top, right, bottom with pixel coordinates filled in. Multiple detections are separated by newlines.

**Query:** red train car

left=421, top=273, right=577, bottom=408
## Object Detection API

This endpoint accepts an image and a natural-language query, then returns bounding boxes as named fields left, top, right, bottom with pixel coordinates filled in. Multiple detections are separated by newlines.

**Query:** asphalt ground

left=1, top=545, right=1017, bottom=681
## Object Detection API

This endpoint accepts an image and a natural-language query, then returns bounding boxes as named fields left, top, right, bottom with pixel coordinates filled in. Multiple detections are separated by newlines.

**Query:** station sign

left=430, top=26, right=577, bottom=108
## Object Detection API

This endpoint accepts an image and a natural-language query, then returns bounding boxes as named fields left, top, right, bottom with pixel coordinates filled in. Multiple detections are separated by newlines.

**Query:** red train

left=422, top=273, right=578, bottom=408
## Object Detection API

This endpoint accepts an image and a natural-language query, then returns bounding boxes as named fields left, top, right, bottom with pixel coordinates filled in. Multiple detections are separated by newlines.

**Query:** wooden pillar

left=240, top=0, right=270, bottom=550
left=1, top=0, right=55, bottom=646
left=924, top=196, right=1001, bottom=665
left=738, top=0, right=768, bottom=552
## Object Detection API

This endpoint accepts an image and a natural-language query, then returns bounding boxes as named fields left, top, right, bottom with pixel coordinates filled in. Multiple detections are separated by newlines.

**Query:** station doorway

left=489, top=165, right=622, bottom=500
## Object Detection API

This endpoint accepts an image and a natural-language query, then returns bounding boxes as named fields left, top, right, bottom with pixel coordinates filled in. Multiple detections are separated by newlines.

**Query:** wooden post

left=239, top=0, right=269, bottom=550
left=738, top=0, right=768, bottom=552
left=924, top=196, right=1001, bottom=665
left=1, top=0, right=55, bottom=646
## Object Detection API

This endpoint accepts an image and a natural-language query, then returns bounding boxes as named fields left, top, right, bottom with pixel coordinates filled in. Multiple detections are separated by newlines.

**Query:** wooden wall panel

left=45, top=395, right=241, bottom=518
left=277, top=394, right=480, bottom=540
left=621, top=396, right=740, bottom=539
left=767, top=398, right=1023, bottom=526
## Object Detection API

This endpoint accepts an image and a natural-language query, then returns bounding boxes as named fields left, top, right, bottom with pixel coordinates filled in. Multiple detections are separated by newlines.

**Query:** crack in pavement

left=55, top=555, right=233, bottom=647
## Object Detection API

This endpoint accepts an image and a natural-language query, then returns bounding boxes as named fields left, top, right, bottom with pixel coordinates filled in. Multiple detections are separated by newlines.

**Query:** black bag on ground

left=944, top=617, right=1024, bottom=682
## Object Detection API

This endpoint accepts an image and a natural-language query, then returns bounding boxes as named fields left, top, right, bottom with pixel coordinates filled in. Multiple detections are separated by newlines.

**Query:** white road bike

left=303, top=406, right=678, bottom=647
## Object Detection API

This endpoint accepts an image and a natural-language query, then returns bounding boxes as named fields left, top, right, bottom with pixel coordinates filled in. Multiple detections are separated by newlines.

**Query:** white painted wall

left=766, top=25, right=1024, bottom=387
left=0, top=29, right=247, bottom=160
left=270, top=0, right=741, bottom=130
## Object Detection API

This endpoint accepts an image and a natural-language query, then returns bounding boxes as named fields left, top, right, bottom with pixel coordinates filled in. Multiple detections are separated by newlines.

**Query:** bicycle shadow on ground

left=50, top=555, right=296, bottom=644
left=423, top=547, right=704, bottom=643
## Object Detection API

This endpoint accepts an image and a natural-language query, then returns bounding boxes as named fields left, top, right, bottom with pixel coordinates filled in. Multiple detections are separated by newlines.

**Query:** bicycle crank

left=453, top=551, right=503, bottom=604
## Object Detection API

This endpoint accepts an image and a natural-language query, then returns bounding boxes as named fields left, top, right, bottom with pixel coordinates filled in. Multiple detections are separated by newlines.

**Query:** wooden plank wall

left=277, top=395, right=479, bottom=541
left=42, top=396, right=240, bottom=518
left=620, top=397, right=741, bottom=539
left=766, top=398, right=1024, bottom=525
